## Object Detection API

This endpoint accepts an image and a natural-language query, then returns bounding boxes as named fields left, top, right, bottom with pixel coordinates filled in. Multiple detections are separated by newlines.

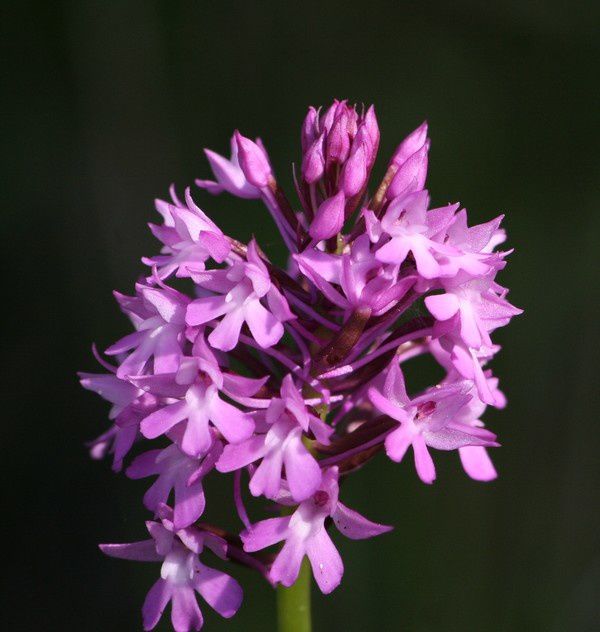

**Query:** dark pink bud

left=387, top=140, right=429, bottom=198
left=234, top=130, right=272, bottom=188
left=301, top=106, right=319, bottom=153
left=363, top=105, right=380, bottom=155
left=302, top=132, right=326, bottom=183
left=326, top=113, right=351, bottom=163
left=391, top=121, right=428, bottom=167
left=341, top=137, right=369, bottom=197
left=321, top=100, right=339, bottom=133
left=309, top=190, right=346, bottom=240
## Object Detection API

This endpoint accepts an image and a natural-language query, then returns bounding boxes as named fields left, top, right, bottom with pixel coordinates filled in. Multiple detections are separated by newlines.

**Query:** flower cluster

left=80, top=99, right=520, bottom=631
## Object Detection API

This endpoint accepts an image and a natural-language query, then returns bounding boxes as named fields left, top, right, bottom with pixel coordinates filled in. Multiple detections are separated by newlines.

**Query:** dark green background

left=4, top=1, right=599, bottom=630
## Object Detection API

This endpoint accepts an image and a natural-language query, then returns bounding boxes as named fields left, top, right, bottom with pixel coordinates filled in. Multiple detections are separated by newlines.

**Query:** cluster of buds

left=81, top=99, right=521, bottom=631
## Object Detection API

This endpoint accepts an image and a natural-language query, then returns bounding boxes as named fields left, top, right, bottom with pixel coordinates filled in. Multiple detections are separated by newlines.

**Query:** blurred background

left=3, top=1, right=599, bottom=630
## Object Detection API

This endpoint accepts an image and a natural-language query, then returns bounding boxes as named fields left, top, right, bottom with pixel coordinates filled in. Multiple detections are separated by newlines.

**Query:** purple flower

left=425, top=275, right=522, bottom=351
left=186, top=239, right=294, bottom=351
left=100, top=508, right=242, bottom=632
left=143, top=187, right=230, bottom=280
left=369, top=361, right=498, bottom=483
left=79, top=370, right=158, bottom=470
left=195, top=134, right=262, bottom=199
left=217, top=374, right=332, bottom=502
left=241, top=468, right=391, bottom=593
left=127, top=441, right=222, bottom=529
left=106, top=284, right=190, bottom=379
left=372, top=190, right=457, bottom=279
left=296, top=234, right=415, bottom=317
left=82, top=98, right=520, bottom=628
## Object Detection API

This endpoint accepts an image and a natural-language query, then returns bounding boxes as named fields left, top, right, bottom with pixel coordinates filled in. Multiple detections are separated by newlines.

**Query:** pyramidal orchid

left=80, top=99, right=520, bottom=632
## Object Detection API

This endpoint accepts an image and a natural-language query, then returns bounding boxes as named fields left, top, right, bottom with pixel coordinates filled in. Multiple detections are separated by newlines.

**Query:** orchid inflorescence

left=80, top=99, right=521, bottom=632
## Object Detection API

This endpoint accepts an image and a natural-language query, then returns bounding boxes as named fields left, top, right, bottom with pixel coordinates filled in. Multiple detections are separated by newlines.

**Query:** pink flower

left=82, top=98, right=521, bottom=628
left=241, top=468, right=391, bottom=593
left=100, top=507, right=242, bottom=632
left=217, top=375, right=332, bottom=502
left=195, top=134, right=262, bottom=199
left=186, top=239, right=294, bottom=351
left=369, top=361, right=498, bottom=483
left=127, top=441, right=222, bottom=529
left=144, top=187, right=230, bottom=280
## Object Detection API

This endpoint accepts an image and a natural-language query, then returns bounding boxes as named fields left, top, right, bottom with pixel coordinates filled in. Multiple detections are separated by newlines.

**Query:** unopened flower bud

left=363, top=105, right=380, bottom=157
left=391, top=121, right=428, bottom=166
left=234, top=130, right=272, bottom=188
left=309, top=190, right=346, bottom=240
left=302, top=132, right=326, bottom=183
left=387, top=140, right=429, bottom=198
left=341, top=137, right=368, bottom=197
left=326, top=114, right=351, bottom=164
left=301, top=106, right=319, bottom=153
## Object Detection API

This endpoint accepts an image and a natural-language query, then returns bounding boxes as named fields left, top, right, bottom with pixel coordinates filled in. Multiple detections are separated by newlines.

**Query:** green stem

left=277, top=557, right=312, bottom=632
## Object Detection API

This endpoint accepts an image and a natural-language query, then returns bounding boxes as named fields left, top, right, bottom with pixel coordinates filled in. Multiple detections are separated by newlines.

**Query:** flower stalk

left=277, top=556, right=312, bottom=632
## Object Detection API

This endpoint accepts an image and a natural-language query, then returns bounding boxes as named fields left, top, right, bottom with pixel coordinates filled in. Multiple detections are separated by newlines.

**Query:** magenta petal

left=305, top=528, right=344, bottom=594
left=141, top=401, right=188, bottom=440
left=126, top=449, right=162, bottom=479
left=99, top=540, right=162, bottom=562
left=249, top=451, right=285, bottom=499
left=241, top=516, right=291, bottom=552
left=425, top=293, right=460, bottom=321
left=368, top=387, right=407, bottom=423
left=208, top=395, right=254, bottom=444
left=459, top=446, right=497, bottom=481
left=186, top=295, right=228, bottom=326
left=171, top=586, right=203, bottom=632
left=216, top=435, right=266, bottom=473
left=142, top=578, right=173, bottom=631
left=181, top=409, right=212, bottom=458
left=173, top=479, right=205, bottom=530
left=194, top=564, right=243, bottom=618
left=284, top=438, right=322, bottom=502
left=270, top=535, right=306, bottom=587
left=332, top=502, right=393, bottom=540
left=208, top=308, right=245, bottom=351
left=384, top=425, right=413, bottom=463
left=412, top=435, right=436, bottom=484
left=244, top=299, right=284, bottom=348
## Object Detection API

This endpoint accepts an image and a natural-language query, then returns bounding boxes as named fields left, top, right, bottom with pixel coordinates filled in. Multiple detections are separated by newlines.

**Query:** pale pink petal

left=99, top=540, right=162, bottom=562
left=171, top=586, right=203, bottom=632
left=194, top=565, right=243, bottom=618
left=208, top=308, right=245, bottom=351
left=142, top=578, right=173, bottom=631
left=332, top=502, right=393, bottom=540
left=283, top=437, right=322, bottom=502
left=216, top=435, right=266, bottom=472
left=412, top=435, right=436, bottom=484
left=141, top=401, right=188, bottom=439
left=425, top=293, right=460, bottom=321
left=459, top=446, right=497, bottom=481
left=181, top=409, right=212, bottom=457
left=186, top=295, right=229, bottom=327
left=173, top=479, right=205, bottom=530
left=270, top=535, right=306, bottom=587
left=384, top=425, right=413, bottom=463
left=368, top=387, right=407, bottom=423
left=249, top=450, right=285, bottom=499
left=208, top=394, right=254, bottom=444
left=244, top=299, right=284, bottom=348
left=305, top=528, right=344, bottom=594
left=241, top=516, right=291, bottom=552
